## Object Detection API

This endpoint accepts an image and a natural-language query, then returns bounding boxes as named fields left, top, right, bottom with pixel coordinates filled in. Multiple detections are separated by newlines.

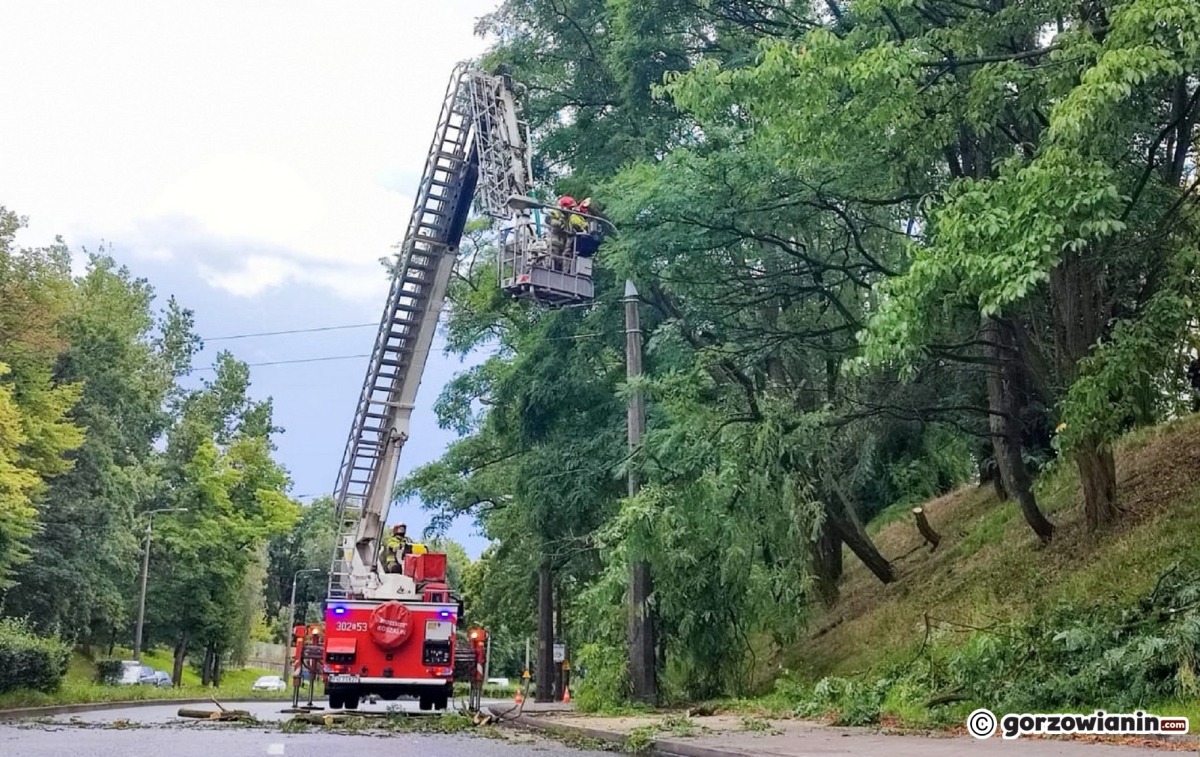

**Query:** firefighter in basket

left=546, top=196, right=588, bottom=271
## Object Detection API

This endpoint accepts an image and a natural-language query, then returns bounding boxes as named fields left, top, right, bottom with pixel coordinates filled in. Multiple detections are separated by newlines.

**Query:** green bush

left=573, top=643, right=630, bottom=712
left=0, top=618, right=71, bottom=694
left=95, top=660, right=124, bottom=685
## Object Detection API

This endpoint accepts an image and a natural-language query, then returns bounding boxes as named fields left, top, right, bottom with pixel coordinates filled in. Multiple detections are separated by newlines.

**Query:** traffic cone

left=514, top=687, right=524, bottom=704
left=561, top=685, right=571, bottom=704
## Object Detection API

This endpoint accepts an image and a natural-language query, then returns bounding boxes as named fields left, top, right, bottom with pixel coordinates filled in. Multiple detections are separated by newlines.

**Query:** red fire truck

left=321, top=552, right=461, bottom=710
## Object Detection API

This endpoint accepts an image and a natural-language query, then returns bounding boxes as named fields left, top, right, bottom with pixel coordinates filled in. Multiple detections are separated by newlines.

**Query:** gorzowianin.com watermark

left=967, top=708, right=1189, bottom=740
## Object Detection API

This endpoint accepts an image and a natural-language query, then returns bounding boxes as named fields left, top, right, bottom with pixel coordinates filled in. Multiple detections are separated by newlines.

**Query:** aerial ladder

left=310, top=63, right=597, bottom=712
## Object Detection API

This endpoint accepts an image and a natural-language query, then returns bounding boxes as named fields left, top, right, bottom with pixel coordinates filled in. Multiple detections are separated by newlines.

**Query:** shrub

left=0, top=618, right=71, bottom=694
left=573, top=642, right=630, bottom=712
left=95, top=660, right=124, bottom=685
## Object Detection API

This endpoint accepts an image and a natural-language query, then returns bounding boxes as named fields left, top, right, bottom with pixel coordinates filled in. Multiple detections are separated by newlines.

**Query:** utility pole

left=625, top=280, right=656, bottom=705
left=284, top=568, right=321, bottom=677
left=536, top=560, right=554, bottom=702
left=133, top=507, right=187, bottom=662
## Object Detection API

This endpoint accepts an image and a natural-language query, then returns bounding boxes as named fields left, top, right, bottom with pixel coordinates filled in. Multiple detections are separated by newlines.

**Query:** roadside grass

left=776, top=414, right=1200, bottom=727
left=452, top=682, right=518, bottom=699
left=0, top=646, right=289, bottom=710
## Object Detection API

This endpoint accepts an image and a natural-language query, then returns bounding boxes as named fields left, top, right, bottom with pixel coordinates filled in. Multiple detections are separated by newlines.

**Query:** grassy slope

left=782, top=414, right=1200, bottom=719
left=0, top=646, right=289, bottom=709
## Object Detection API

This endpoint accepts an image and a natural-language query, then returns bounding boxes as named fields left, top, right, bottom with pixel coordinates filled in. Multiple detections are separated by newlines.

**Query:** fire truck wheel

left=434, top=693, right=449, bottom=711
left=345, top=695, right=360, bottom=710
left=329, top=692, right=344, bottom=710
left=418, top=695, right=432, bottom=711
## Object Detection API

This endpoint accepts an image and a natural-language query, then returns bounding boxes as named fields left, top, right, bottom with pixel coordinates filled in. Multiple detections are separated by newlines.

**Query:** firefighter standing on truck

left=383, top=523, right=412, bottom=573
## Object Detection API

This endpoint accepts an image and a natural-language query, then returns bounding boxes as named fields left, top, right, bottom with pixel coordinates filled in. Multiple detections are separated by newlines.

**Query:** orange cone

left=514, top=687, right=524, bottom=704
left=561, top=685, right=571, bottom=703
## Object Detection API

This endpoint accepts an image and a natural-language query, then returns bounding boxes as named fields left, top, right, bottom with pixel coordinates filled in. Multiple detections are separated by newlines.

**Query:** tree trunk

left=824, top=502, right=893, bottom=583
left=983, top=316, right=1054, bottom=543
left=809, top=517, right=843, bottom=605
left=536, top=561, right=554, bottom=703
left=553, top=581, right=565, bottom=700
left=1078, top=438, right=1119, bottom=530
left=211, top=647, right=222, bottom=687
left=978, top=440, right=1008, bottom=500
left=201, top=644, right=214, bottom=687
left=627, top=559, right=657, bottom=704
left=172, top=633, right=188, bottom=686
left=912, top=508, right=941, bottom=550
left=821, top=474, right=893, bottom=584
left=1050, top=250, right=1118, bottom=529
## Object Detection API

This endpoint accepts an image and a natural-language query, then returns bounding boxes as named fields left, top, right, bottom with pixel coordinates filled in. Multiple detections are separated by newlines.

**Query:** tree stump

left=912, top=507, right=941, bottom=550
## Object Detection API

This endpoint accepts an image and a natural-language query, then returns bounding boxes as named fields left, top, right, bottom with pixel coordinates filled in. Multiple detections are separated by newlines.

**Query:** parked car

left=150, top=670, right=173, bottom=687
left=116, top=661, right=159, bottom=686
left=251, top=675, right=287, bottom=691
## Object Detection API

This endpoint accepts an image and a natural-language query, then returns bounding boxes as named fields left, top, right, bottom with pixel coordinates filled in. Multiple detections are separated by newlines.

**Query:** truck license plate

left=328, top=675, right=359, bottom=684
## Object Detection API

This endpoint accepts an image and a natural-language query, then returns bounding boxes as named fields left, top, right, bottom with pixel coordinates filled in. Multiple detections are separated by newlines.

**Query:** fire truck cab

left=322, top=552, right=461, bottom=710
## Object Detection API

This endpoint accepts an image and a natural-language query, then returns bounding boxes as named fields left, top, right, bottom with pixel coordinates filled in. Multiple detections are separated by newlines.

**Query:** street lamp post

left=283, top=568, right=322, bottom=677
left=133, top=507, right=188, bottom=662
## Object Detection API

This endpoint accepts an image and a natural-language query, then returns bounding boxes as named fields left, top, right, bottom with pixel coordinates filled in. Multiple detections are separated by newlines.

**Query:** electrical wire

left=202, top=323, right=377, bottom=341
left=187, top=299, right=627, bottom=374
left=185, top=354, right=371, bottom=373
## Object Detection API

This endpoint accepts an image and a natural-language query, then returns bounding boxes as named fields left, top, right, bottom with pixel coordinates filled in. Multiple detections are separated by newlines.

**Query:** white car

left=251, top=675, right=287, bottom=691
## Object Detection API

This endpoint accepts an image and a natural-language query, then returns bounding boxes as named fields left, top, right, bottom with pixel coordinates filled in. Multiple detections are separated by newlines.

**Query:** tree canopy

left=403, top=0, right=1200, bottom=702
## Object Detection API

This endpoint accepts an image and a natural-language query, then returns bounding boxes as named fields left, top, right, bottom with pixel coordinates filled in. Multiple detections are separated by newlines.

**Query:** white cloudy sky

left=1, top=0, right=502, bottom=556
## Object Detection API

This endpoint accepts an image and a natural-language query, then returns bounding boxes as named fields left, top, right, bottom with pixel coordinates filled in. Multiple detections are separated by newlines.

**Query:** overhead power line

left=203, top=323, right=376, bottom=341
left=186, top=354, right=371, bottom=373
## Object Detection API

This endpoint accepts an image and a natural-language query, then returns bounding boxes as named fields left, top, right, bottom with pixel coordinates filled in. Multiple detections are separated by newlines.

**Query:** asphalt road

left=32, top=698, right=493, bottom=723
left=0, top=700, right=614, bottom=757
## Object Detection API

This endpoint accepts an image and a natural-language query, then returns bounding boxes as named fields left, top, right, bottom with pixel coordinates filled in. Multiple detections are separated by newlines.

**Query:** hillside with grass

left=767, top=415, right=1200, bottom=727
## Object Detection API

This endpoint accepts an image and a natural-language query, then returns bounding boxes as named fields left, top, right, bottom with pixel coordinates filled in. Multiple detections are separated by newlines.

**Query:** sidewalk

left=486, top=705, right=1199, bottom=756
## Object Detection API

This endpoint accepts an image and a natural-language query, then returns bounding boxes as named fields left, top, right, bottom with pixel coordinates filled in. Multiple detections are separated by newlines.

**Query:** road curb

left=0, top=698, right=285, bottom=722
left=483, top=707, right=747, bottom=757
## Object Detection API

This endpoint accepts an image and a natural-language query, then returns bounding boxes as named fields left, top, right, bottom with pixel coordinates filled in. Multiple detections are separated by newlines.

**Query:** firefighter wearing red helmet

left=547, top=196, right=588, bottom=270
left=546, top=196, right=574, bottom=267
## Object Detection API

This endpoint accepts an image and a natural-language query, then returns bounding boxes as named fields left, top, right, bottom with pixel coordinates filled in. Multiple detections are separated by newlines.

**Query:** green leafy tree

left=146, top=355, right=296, bottom=684
left=265, top=495, right=336, bottom=638
left=0, top=207, right=84, bottom=589
left=5, top=253, right=179, bottom=648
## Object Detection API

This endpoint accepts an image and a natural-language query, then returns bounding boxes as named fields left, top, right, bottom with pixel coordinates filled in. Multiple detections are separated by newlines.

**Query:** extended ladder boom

left=327, top=64, right=530, bottom=600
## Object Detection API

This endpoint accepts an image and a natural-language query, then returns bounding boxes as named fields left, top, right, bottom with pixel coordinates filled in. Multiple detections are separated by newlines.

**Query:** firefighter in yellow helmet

left=383, top=523, right=412, bottom=574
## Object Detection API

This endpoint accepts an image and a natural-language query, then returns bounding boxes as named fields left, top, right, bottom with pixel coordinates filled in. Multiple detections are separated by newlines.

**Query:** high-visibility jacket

left=384, top=535, right=411, bottom=564
left=548, top=209, right=588, bottom=233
